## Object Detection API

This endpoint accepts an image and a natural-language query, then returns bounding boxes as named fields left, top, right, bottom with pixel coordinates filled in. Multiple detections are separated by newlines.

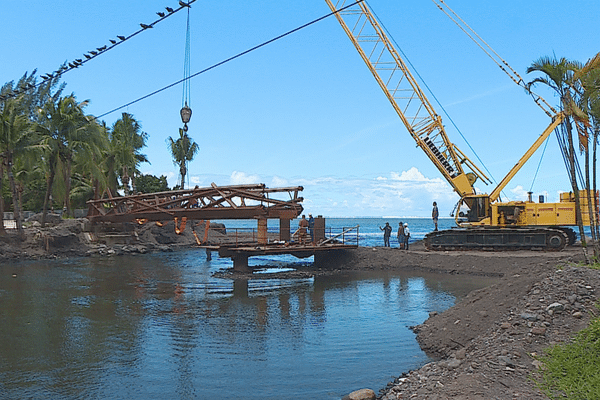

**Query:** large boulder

left=342, top=388, right=376, bottom=400
left=26, top=212, right=63, bottom=225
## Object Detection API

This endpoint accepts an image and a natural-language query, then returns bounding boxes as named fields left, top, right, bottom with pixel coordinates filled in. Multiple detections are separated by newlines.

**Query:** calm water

left=0, top=218, right=493, bottom=399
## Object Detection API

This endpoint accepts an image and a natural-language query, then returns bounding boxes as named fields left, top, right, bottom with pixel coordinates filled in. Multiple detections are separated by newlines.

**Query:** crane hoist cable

left=430, top=0, right=558, bottom=118
left=529, top=136, right=550, bottom=193
left=181, top=5, right=192, bottom=118
left=432, top=0, right=586, bottom=198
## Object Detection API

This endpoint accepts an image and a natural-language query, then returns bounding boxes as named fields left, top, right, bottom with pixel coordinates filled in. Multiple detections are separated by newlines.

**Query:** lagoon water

left=0, top=218, right=493, bottom=399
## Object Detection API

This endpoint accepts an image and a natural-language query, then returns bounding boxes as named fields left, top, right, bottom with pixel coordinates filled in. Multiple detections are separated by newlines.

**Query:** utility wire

left=0, top=1, right=197, bottom=101
left=96, top=0, right=365, bottom=120
left=529, top=136, right=550, bottom=192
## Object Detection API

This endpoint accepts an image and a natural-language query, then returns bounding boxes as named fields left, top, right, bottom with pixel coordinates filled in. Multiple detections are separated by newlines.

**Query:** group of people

left=380, top=221, right=410, bottom=249
left=379, top=201, right=439, bottom=249
left=297, top=214, right=315, bottom=244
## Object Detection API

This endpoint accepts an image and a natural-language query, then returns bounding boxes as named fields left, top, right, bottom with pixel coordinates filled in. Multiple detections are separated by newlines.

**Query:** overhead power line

left=95, top=0, right=365, bottom=120
left=0, top=1, right=197, bottom=102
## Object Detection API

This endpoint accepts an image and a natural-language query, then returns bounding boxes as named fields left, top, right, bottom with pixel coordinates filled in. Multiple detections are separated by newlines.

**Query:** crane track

left=424, top=227, right=571, bottom=251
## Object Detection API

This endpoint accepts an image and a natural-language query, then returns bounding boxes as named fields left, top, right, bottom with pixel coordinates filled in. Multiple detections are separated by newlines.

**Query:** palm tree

left=167, top=128, right=199, bottom=189
left=0, top=99, right=34, bottom=238
left=573, top=54, right=600, bottom=244
left=577, top=54, right=600, bottom=239
left=527, top=56, right=588, bottom=255
left=108, top=113, right=148, bottom=195
left=36, top=95, right=92, bottom=224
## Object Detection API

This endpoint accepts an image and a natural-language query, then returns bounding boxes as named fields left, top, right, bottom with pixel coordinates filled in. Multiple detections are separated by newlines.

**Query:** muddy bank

left=0, top=217, right=219, bottom=260
left=332, top=245, right=596, bottom=400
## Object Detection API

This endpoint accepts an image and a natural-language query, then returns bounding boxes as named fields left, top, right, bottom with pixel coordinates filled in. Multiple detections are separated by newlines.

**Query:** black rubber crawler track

left=424, top=227, right=570, bottom=251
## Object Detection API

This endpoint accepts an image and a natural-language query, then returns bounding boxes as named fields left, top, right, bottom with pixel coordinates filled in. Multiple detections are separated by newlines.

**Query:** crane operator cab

left=458, top=195, right=490, bottom=224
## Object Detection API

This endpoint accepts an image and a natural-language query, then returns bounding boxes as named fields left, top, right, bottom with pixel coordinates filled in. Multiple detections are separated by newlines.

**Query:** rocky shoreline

left=333, top=246, right=595, bottom=400
left=2, top=217, right=598, bottom=399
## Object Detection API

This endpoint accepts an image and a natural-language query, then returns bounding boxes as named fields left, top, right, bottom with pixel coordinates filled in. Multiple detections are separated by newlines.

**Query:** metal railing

left=215, top=226, right=360, bottom=247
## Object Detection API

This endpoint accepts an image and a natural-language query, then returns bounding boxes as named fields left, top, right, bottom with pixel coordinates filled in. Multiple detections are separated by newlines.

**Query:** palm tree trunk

left=585, top=140, right=596, bottom=241
left=0, top=163, right=5, bottom=235
left=42, top=161, right=56, bottom=228
left=180, top=164, right=186, bottom=190
left=7, top=160, right=24, bottom=239
left=584, top=135, right=599, bottom=259
left=131, top=172, right=137, bottom=194
left=64, top=159, right=73, bottom=218
left=565, top=118, right=589, bottom=262
left=121, top=167, right=130, bottom=196
left=594, top=128, right=599, bottom=239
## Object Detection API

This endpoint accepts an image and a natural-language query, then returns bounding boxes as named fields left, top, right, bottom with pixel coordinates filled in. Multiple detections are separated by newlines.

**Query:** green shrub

left=534, top=314, right=600, bottom=399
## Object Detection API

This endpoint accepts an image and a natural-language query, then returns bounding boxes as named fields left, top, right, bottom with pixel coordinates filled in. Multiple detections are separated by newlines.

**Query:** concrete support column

left=232, top=253, right=250, bottom=273
left=314, top=215, right=326, bottom=242
left=233, top=279, right=249, bottom=298
left=257, top=218, right=268, bottom=245
left=279, top=218, right=291, bottom=242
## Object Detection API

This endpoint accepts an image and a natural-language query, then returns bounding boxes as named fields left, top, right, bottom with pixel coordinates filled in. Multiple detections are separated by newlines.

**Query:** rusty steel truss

left=86, top=183, right=304, bottom=223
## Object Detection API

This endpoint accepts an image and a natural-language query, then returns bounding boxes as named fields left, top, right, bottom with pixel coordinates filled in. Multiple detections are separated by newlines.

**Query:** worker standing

left=308, top=214, right=315, bottom=243
left=298, top=215, right=309, bottom=244
left=380, top=222, right=392, bottom=247
left=403, top=223, right=410, bottom=250
left=432, top=201, right=439, bottom=231
left=397, top=222, right=405, bottom=249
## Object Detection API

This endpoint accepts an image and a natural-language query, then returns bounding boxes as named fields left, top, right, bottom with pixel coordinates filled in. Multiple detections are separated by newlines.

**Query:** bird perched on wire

left=110, top=39, right=117, bottom=44
left=117, top=35, right=126, bottom=41
left=157, top=11, right=165, bottom=17
left=90, top=50, right=98, bottom=55
left=166, top=6, right=174, bottom=13
left=140, top=23, right=152, bottom=29
left=84, top=54, right=92, bottom=59
left=97, top=46, right=107, bottom=51
left=179, top=1, right=190, bottom=7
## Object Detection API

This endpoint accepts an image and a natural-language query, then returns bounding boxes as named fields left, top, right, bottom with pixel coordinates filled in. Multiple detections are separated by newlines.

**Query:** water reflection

left=0, top=251, right=496, bottom=399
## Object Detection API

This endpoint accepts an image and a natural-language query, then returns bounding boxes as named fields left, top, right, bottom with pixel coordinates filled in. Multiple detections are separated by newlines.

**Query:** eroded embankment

left=331, top=245, right=596, bottom=400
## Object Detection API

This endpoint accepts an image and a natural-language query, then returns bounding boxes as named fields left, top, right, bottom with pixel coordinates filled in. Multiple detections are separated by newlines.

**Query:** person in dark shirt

left=380, top=222, right=392, bottom=247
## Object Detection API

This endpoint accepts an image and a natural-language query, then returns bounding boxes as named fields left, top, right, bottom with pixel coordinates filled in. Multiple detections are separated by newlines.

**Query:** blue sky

left=2, top=0, right=599, bottom=217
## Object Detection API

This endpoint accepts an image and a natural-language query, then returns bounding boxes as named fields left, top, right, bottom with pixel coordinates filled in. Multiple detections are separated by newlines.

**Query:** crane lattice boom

left=325, top=0, right=491, bottom=196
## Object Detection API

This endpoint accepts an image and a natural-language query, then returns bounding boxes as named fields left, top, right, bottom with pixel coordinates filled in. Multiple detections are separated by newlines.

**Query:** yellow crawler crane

left=325, top=0, right=597, bottom=250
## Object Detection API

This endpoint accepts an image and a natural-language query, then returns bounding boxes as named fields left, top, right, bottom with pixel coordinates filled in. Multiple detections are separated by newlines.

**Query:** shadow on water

left=0, top=249, right=498, bottom=400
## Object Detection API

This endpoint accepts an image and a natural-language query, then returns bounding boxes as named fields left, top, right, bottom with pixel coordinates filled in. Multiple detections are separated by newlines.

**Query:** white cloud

left=509, top=185, right=529, bottom=201
left=271, top=175, right=288, bottom=187
left=230, top=171, right=260, bottom=185
left=166, top=167, right=459, bottom=217
left=443, top=84, right=513, bottom=108
left=391, top=167, right=430, bottom=182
